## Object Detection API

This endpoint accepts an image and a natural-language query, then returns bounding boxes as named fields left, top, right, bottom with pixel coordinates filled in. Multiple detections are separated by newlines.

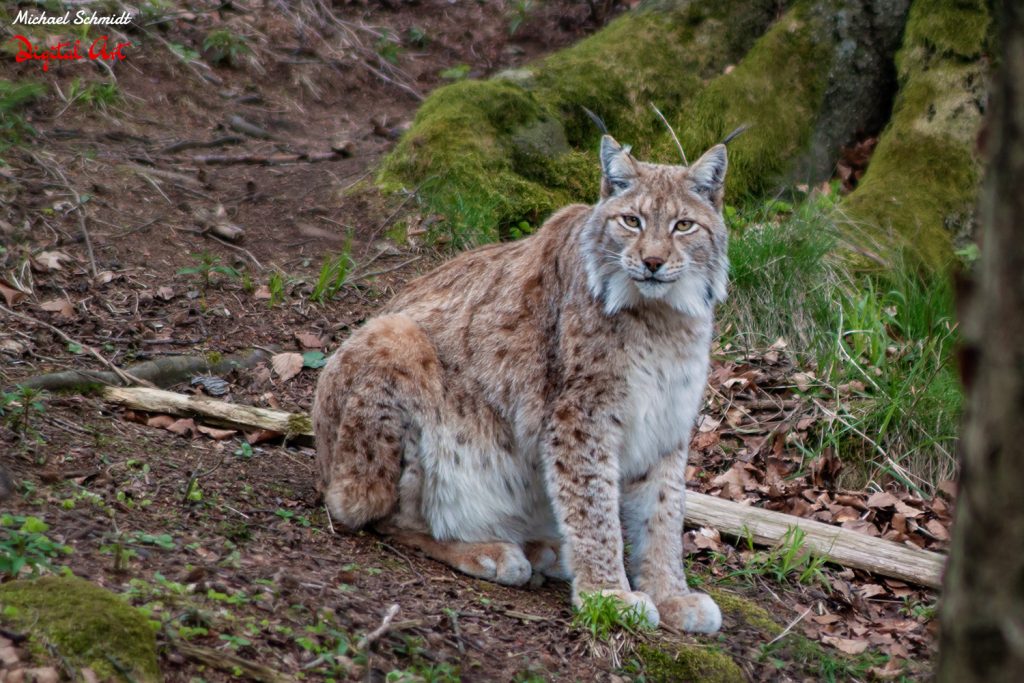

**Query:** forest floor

left=1, top=2, right=951, bottom=681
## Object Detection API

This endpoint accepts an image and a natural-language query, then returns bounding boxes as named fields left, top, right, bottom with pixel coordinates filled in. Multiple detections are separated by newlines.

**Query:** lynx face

left=583, top=136, right=730, bottom=317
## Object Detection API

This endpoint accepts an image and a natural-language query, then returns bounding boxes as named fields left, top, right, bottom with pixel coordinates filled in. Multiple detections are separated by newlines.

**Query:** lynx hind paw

left=584, top=589, right=660, bottom=629
left=458, top=543, right=532, bottom=587
left=657, top=592, right=722, bottom=634
left=524, top=540, right=571, bottom=581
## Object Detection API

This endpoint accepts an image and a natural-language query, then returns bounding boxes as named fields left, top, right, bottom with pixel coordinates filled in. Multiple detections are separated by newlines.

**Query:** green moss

left=0, top=575, right=160, bottom=681
left=662, top=1, right=831, bottom=198
left=903, top=0, right=989, bottom=58
left=378, top=0, right=780, bottom=245
left=708, top=588, right=782, bottom=637
left=635, top=643, right=745, bottom=683
left=287, top=412, right=313, bottom=436
left=204, top=350, right=223, bottom=365
left=841, top=0, right=989, bottom=267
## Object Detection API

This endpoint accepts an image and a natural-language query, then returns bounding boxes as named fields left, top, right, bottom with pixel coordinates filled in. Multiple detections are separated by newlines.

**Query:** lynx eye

left=620, top=215, right=642, bottom=230
left=674, top=219, right=698, bottom=235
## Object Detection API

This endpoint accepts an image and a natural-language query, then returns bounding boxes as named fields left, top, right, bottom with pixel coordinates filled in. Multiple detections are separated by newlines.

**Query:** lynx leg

left=313, top=315, right=442, bottom=530
left=622, top=447, right=721, bottom=634
left=379, top=523, right=533, bottom=586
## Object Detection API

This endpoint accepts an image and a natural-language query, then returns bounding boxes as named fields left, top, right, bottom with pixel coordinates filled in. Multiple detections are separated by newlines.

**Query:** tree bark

left=937, top=2, right=1024, bottom=680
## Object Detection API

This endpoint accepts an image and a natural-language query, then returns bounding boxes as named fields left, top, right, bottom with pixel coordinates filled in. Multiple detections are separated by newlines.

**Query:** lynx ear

left=688, top=144, right=728, bottom=209
left=600, top=135, right=638, bottom=198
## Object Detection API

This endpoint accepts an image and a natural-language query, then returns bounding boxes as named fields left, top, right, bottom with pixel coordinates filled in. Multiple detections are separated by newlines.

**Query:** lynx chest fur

left=312, top=133, right=731, bottom=634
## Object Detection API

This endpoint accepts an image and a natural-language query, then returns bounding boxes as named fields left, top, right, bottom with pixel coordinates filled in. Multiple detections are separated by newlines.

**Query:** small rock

left=0, top=643, right=20, bottom=666
left=330, top=137, right=354, bottom=157
left=30, top=668, right=59, bottom=683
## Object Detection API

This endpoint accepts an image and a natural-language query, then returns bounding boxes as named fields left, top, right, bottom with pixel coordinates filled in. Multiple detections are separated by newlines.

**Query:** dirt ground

left=2, top=1, right=947, bottom=681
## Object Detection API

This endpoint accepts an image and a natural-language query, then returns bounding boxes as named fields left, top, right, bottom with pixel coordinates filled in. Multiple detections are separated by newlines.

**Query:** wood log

left=9, top=347, right=274, bottom=393
left=685, top=491, right=944, bottom=589
left=100, top=386, right=945, bottom=589
left=102, top=386, right=312, bottom=444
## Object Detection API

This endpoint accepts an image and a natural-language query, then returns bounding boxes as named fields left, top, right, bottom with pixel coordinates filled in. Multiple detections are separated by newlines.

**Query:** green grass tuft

left=723, top=192, right=961, bottom=491
left=572, top=592, right=655, bottom=641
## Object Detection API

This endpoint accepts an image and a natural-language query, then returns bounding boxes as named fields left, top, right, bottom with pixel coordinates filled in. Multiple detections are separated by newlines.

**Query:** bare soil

left=1, top=2, right=944, bottom=681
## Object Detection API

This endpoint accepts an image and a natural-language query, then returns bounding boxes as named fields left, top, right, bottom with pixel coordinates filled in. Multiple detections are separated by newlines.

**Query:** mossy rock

left=660, top=0, right=833, bottom=198
left=635, top=643, right=745, bottom=683
left=708, top=588, right=782, bottom=637
left=0, top=575, right=161, bottom=681
left=841, top=0, right=990, bottom=266
left=378, top=0, right=780, bottom=245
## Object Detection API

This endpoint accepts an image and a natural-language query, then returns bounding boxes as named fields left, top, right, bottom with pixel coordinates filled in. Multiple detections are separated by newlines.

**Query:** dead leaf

left=691, top=430, right=720, bottom=450
left=810, top=614, right=843, bottom=625
left=271, top=352, right=304, bottom=382
left=197, top=425, right=237, bottom=440
left=156, top=286, right=175, bottom=301
left=810, top=448, right=842, bottom=487
left=146, top=415, right=176, bottom=429
left=247, top=429, right=282, bottom=444
left=254, top=284, right=272, bottom=300
left=924, top=518, right=950, bottom=541
left=165, top=418, right=197, bottom=436
left=95, top=270, right=122, bottom=285
left=0, top=280, right=25, bottom=306
left=39, top=298, right=75, bottom=318
left=32, top=250, right=73, bottom=271
left=696, top=415, right=721, bottom=433
left=856, top=583, right=887, bottom=599
left=295, top=332, right=323, bottom=349
left=867, top=491, right=900, bottom=509
left=791, top=371, right=816, bottom=392
left=822, top=636, right=869, bottom=655
left=0, top=338, right=27, bottom=356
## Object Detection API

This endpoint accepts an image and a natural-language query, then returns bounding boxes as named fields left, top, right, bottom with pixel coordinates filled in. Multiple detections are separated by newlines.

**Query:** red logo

left=12, top=35, right=131, bottom=72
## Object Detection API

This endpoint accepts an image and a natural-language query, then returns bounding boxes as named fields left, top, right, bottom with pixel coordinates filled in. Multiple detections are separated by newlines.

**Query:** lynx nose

left=642, top=256, right=665, bottom=273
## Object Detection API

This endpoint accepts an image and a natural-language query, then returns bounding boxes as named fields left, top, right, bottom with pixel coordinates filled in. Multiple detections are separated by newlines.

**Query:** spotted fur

left=312, top=135, right=730, bottom=633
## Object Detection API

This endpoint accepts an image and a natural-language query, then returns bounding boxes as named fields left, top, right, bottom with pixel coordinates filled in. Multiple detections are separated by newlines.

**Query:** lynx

left=312, top=134, right=730, bottom=633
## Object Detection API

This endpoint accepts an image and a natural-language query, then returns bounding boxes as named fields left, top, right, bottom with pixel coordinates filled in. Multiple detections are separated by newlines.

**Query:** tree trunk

left=842, top=0, right=990, bottom=267
left=937, top=2, right=1024, bottom=680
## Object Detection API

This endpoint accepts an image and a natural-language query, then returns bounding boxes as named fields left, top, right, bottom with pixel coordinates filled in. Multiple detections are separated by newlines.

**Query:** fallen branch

left=161, top=135, right=244, bottom=154
left=684, top=491, right=945, bottom=589
left=1, top=304, right=152, bottom=388
left=6, top=347, right=274, bottom=393
left=173, top=642, right=290, bottom=683
left=93, top=387, right=947, bottom=588
left=190, top=151, right=340, bottom=165
left=102, top=385, right=312, bottom=445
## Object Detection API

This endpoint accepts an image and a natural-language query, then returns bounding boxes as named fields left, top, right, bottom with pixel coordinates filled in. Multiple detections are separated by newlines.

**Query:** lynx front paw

left=576, top=589, right=660, bottom=629
left=657, top=592, right=722, bottom=634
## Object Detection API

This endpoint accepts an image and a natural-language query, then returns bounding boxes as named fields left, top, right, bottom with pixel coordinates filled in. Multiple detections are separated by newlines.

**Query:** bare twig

left=160, top=135, right=244, bottom=154
left=0, top=304, right=154, bottom=388
left=324, top=502, right=336, bottom=534
left=206, top=232, right=264, bottom=270
left=352, top=256, right=422, bottom=283
left=765, top=605, right=813, bottom=647
left=357, top=603, right=401, bottom=650
left=44, top=160, right=98, bottom=277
